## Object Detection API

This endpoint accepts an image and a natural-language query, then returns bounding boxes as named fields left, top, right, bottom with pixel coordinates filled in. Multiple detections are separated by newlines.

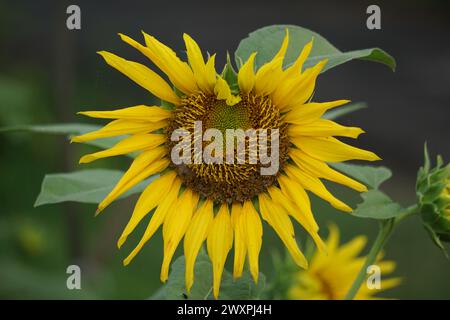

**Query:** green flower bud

left=416, top=145, right=450, bottom=256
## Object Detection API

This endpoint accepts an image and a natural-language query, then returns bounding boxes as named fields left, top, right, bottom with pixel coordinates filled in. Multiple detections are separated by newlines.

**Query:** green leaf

left=0, top=123, right=99, bottom=135
left=352, top=190, right=404, bottom=219
left=235, top=25, right=395, bottom=72
left=0, top=123, right=123, bottom=151
left=323, top=102, right=367, bottom=120
left=34, top=169, right=157, bottom=206
left=222, top=52, right=239, bottom=93
left=330, top=163, right=392, bottom=189
left=423, top=223, right=449, bottom=259
left=157, top=252, right=266, bottom=300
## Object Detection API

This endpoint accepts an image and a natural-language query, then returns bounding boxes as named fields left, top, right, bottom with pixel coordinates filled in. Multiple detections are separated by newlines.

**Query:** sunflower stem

left=344, top=218, right=395, bottom=300
left=344, top=205, right=419, bottom=300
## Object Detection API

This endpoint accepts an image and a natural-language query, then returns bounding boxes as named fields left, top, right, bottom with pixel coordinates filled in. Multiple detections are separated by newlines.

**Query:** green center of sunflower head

left=205, top=99, right=251, bottom=134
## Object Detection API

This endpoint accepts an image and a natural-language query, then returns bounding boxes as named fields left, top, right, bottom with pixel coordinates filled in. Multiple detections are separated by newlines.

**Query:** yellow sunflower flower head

left=72, top=30, right=381, bottom=299
left=288, top=225, right=401, bottom=300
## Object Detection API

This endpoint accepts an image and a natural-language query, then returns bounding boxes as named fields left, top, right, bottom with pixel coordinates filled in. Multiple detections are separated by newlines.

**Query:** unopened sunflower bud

left=416, top=145, right=450, bottom=256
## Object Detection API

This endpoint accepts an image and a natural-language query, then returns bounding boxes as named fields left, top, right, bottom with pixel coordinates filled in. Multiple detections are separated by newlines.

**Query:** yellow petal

left=292, top=136, right=381, bottom=163
left=285, top=164, right=352, bottom=212
left=283, top=39, right=313, bottom=78
left=378, top=260, right=396, bottom=274
left=183, top=33, right=216, bottom=93
left=254, top=57, right=284, bottom=96
left=97, top=51, right=180, bottom=105
left=123, top=177, right=181, bottom=266
left=237, top=52, right=257, bottom=94
left=118, top=171, right=177, bottom=248
left=205, top=54, right=218, bottom=90
left=96, top=147, right=169, bottom=214
left=207, top=203, right=233, bottom=299
left=336, top=235, right=367, bottom=260
left=283, top=100, right=350, bottom=124
left=277, top=174, right=318, bottom=231
left=376, top=278, right=402, bottom=292
left=161, top=189, right=199, bottom=282
left=79, top=133, right=166, bottom=164
left=288, top=119, right=364, bottom=138
left=273, top=28, right=290, bottom=61
left=183, top=199, right=214, bottom=293
left=242, top=201, right=263, bottom=282
left=253, top=29, right=289, bottom=96
left=120, top=33, right=198, bottom=95
left=231, top=202, right=247, bottom=279
left=267, top=185, right=327, bottom=254
left=326, top=224, right=340, bottom=252
left=140, top=32, right=199, bottom=95
left=258, top=193, right=308, bottom=268
left=214, top=76, right=241, bottom=106
left=289, top=148, right=368, bottom=192
left=288, top=59, right=328, bottom=107
left=273, top=59, right=327, bottom=110
left=71, top=119, right=167, bottom=143
left=77, top=105, right=171, bottom=121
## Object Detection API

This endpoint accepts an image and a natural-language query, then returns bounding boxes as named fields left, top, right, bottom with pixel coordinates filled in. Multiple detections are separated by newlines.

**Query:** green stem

left=344, top=219, right=394, bottom=300
left=344, top=205, right=418, bottom=300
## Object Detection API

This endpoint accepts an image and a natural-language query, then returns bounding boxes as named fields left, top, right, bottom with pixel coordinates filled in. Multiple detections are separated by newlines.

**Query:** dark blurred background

left=0, top=0, right=449, bottom=299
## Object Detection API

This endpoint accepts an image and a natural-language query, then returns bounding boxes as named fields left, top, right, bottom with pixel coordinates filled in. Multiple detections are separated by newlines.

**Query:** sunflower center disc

left=166, top=93, right=290, bottom=203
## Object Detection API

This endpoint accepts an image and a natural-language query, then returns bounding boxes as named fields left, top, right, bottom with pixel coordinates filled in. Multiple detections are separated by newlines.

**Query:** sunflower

left=72, top=30, right=380, bottom=298
left=288, top=225, right=401, bottom=300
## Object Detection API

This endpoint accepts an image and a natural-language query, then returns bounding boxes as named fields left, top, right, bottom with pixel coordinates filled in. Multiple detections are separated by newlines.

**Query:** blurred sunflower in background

left=72, top=30, right=380, bottom=298
left=288, top=226, right=401, bottom=300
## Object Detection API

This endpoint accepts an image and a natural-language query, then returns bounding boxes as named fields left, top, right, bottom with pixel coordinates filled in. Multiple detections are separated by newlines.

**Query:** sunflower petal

left=242, top=201, right=263, bottom=282
left=273, top=59, right=327, bottom=110
left=267, top=185, right=326, bottom=253
left=289, top=148, right=368, bottom=192
left=161, top=189, right=199, bottom=282
left=285, top=164, right=352, bottom=212
left=207, top=203, right=233, bottom=299
left=79, top=133, right=166, bottom=164
left=118, top=171, right=177, bottom=248
left=71, top=119, right=167, bottom=143
left=277, top=174, right=319, bottom=231
left=214, top=76, right=241, bottom=106
left=259, top=193, right=308, bottom=268
left=77, top=105, right=171, bottom=121
left=293, top=136, right=381, bottom=163
left=283, top=39, right=313, bottom=78
left=140, top=32, right=198, bottom=95
left=123, top=178, right=181, bottom=266
left=283, top=100, right=350, bottom=124
left=253, top=29, right=288, bottom=96
left=336, top=235, right=367, bottom=259
left=237, top=52, right=257, bottom=94
left=288, top=119, right=364, bottom=139
left=184, top=199, right=214, bottom=293
left=254, top=57, right=284, bottom=96
left=183, top=33, right=216, bottom=93
left=97, top=51, right=180, bottom=105
left=96, top=147, right=169, bottom=214
left=231, top=202, right=247, bottom=279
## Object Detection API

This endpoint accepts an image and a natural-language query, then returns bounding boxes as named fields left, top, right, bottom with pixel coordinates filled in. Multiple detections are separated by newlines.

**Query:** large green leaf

left=35, top=169, right=157, bottom=206
left=352, top=190, right=404, bottom=219
left=155, top=252, right=266, bottom=300
left=235, top=25, right=395, bottom=72
left=0, top=123, right=122, bottom=151
left=330, top=163, right=392, bottom=189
